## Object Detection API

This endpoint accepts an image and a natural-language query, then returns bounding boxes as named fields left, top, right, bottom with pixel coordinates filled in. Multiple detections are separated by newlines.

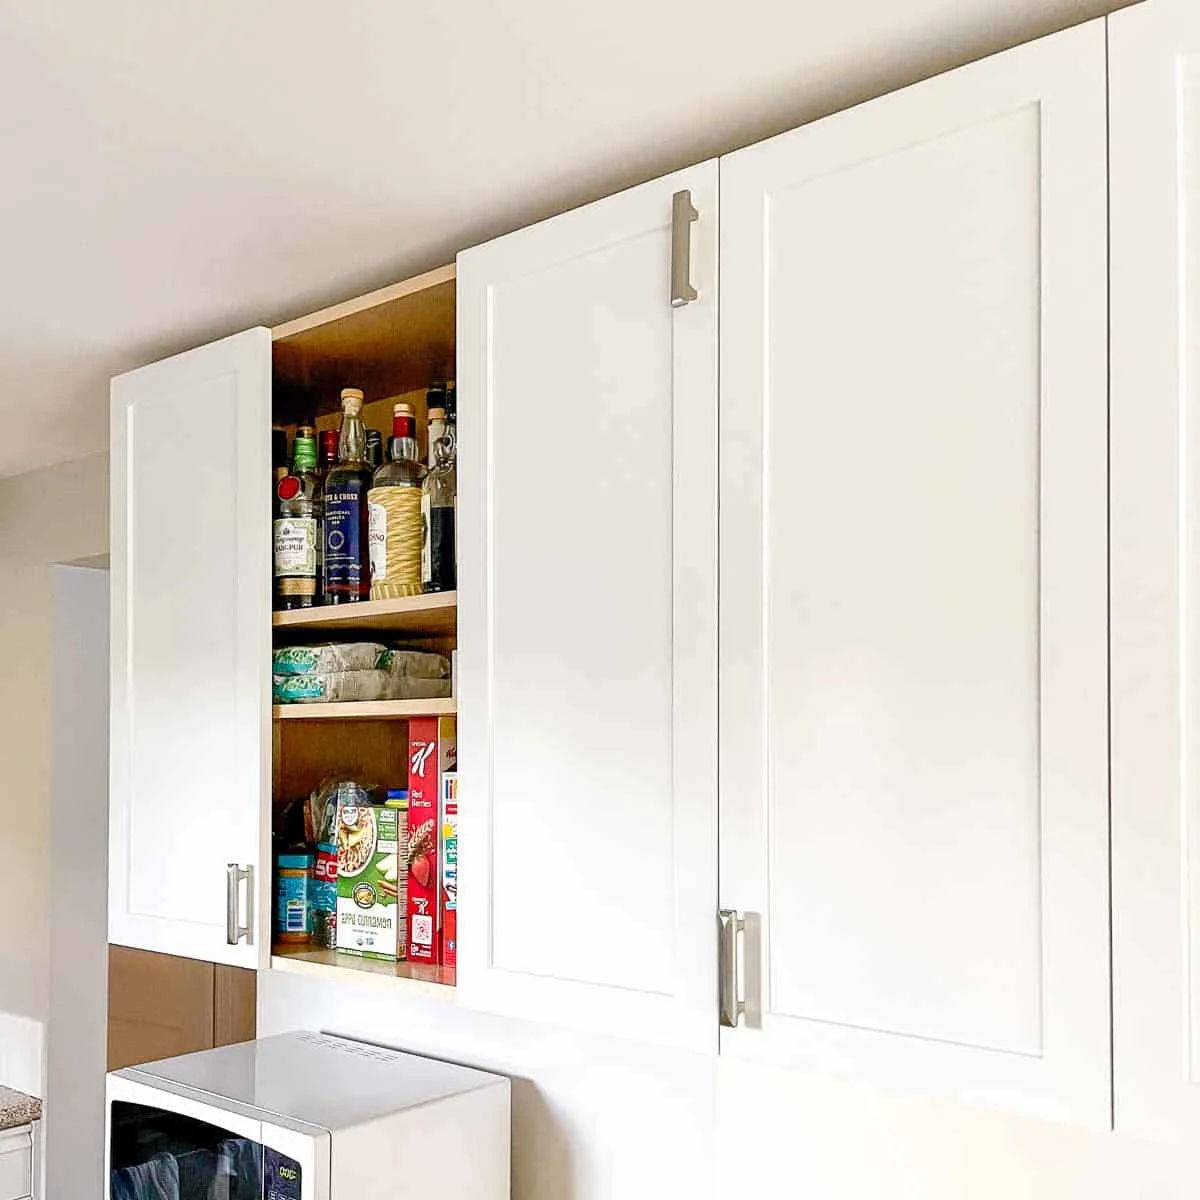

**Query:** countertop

left=0, top=1086, right=40, bottom=1132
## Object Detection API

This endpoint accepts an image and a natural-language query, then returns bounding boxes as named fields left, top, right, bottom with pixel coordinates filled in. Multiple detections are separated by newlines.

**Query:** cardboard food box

left=336, top=803, right=401, bottom=961
left=407, top=715, right=457, bottom=964
left=440, top=772, right=459, bottom=969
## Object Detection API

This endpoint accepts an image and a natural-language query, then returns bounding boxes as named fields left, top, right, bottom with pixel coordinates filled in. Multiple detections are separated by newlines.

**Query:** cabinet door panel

left=457, top=164, right=718, bottom=1050
left=1111, top=0, right=1200, bottom=1141
left=110, top=329, right=271, bottom=968
left=719, top=21, right=1108, bottom=1124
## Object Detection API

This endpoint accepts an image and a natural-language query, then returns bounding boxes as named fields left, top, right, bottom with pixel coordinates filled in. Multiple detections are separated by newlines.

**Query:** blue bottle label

left=324, top=483, right=367, bottom=590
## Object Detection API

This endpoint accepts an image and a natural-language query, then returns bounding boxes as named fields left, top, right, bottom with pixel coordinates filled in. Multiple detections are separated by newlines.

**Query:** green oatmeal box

left=336, top=803, right=403, bottom=961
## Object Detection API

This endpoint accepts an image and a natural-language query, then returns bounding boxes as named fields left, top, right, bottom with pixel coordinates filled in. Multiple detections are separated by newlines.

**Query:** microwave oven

left=106, top=1031, right=510, bottom=1199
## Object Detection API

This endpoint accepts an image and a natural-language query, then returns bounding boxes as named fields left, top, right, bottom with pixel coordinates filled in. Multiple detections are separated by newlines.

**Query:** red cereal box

left=407, top=714, right=456, bottom=963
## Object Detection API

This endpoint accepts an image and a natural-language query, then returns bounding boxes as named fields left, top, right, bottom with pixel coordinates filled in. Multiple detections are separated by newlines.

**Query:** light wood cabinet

left=1110, top=0, right=1200, bottom=1143
left=456, top=163, right=720, bottom=1051
left=716, top=19, right=1110, bottom=1126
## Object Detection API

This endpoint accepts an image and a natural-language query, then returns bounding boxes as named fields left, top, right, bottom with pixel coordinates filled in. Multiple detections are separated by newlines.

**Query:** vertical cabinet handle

left=718, top=909, right=744, bottom=1027
left=226, top=863, right=253, bottom=946
left=671, top=189, right=699, bottom=308
left=718, top=909, right=763, bottom=1030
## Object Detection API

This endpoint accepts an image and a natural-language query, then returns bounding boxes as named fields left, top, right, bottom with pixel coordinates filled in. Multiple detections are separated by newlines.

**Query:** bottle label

left=274, top=517, right=317, bottom=577
left=324, top=484, right=368, bottom=592
left=368, top=501, right=387, bottom=582
left=421, top=491, right=432, bottom=584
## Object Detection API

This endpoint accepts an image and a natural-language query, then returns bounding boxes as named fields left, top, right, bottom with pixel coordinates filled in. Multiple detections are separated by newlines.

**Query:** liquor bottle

left=365, top=429, right=384, bottom=471
left=444, top=382, right=457, bottom=463
left=273, top=426, right=321, bottom=610
left=318, top=429, right=339, bottom=478
left=426, top=404, right=446, bottom=471
left=368, top=403, right=427, bottom=599
left=422, top=429, right=456, bottom=593
left=323, top=389, right=373, bottom=604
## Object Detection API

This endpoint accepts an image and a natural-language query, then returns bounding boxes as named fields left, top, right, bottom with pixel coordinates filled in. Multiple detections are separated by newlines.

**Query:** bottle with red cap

left=367, top=402, right=427, bottom=599
left=273, top=425, right=322, bottom=610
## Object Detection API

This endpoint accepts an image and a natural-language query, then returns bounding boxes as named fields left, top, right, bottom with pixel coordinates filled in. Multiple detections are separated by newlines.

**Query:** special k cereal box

left=407, top=714, right=456, bottom=963
left=440, top=772, right=459, bottom=969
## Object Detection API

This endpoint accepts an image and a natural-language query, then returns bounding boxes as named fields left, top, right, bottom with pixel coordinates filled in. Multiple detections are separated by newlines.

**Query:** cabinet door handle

left=670, top=189, right=699, bottom=308
left=226, top=863, right=253, bottom=946
left=718, top=909, right=744, bottom=1027
left=718, top=909, right=762, bottom=1029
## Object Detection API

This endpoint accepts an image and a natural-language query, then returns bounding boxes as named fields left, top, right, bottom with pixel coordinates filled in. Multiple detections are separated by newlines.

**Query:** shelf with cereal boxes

left=270, top=708, right=460, bottom=999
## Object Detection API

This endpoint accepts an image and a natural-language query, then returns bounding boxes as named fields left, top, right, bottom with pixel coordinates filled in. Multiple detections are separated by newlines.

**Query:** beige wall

left=0, top=452, right=108, bottom=1024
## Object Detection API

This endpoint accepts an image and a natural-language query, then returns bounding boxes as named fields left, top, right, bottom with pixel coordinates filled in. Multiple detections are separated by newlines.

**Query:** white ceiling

left=0, top=0, right=1124, bottom=478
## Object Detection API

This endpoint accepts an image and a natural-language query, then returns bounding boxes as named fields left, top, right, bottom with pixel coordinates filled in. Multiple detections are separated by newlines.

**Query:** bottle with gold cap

left=322, top=387, right=373, bottom=604
left=367, top=402, right=427, bottom=598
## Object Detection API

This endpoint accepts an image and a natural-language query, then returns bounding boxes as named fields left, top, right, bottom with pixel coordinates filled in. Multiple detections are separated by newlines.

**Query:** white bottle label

left=368, top=501, right=387, bottom=583
left=421, top=491, right=432, bottom=584
left=274, top=518, right=317, bottom=576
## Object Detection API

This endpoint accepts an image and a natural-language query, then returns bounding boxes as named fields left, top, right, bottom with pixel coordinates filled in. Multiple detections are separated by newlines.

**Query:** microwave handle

left=226, top=864, right=253, bottom=945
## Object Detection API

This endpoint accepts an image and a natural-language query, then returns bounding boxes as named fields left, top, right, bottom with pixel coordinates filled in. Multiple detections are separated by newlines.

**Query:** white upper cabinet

left=110, top=329, right=271, bottom=968
left=1110, top=0, right=1200, bottom=1142
left=718, top=21, right=1110, bottom=1124
left=456, top=164, right=719, bottom=1050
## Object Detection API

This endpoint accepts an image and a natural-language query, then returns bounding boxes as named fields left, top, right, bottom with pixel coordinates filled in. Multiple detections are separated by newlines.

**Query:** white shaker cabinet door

left=110, top=329, right=271, bottom=968
left=718, top=22, right=1109, bottom=1124
left=457, top=164, right=719, bottom=1050
left=1110, top=0, right=1200, bottom=1142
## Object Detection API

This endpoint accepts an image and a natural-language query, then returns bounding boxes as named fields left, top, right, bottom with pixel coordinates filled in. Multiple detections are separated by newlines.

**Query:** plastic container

left=275, top=852, right=314, bottom=943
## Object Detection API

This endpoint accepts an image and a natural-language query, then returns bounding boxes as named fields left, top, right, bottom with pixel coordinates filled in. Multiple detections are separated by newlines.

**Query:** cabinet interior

left=268, top=263, right=458, bottom=995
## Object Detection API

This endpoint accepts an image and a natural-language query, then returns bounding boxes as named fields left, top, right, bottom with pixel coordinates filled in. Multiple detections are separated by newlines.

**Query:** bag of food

left=273, top=643, right=389, bottom=677
left=273, top=669, right=393, bottom=704
left=378, top=649, right=451, bottom=681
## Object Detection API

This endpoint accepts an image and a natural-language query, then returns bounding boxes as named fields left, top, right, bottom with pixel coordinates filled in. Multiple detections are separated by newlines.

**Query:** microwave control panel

left=265, top=1149, right=303, bottom=1199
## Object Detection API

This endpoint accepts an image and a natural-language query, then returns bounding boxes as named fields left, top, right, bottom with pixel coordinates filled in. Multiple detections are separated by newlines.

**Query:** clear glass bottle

left=422, top=431, right=456, bottom=593
left=273, top=426, right=321, bottom=610
left=322, top=389, right=373, bottom=604
left=367, top=403, right=427, bottom=599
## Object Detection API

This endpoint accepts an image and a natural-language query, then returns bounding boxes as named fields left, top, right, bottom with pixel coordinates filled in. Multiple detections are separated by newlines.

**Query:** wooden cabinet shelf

left=270, top=944, right=456, bottom=1000
left=272, top=698, right=456, bottom=721
left=272, top=592, right=457, bottom=637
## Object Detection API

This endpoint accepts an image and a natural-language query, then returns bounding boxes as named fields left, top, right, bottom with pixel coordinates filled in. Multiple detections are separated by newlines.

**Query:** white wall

left=45, top=564, right=108, bottom=1200
left=0, top=452, right=109, bottom=1089
left=259, top=971, right=1200, bottom=1200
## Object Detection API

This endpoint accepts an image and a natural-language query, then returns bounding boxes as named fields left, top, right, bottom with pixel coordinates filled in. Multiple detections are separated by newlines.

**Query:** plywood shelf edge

left=273, top=699, right=456, bottom=721
left=270, top=946, right=457, bottom=1000
left=272, top=592, right=457, bottom=632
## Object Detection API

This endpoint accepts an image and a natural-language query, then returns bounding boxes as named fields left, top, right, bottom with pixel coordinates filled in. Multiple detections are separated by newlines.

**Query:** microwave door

left=107, top=1074, right=327, bottom=1200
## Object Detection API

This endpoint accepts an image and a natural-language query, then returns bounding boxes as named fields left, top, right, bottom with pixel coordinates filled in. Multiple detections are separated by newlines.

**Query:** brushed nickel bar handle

left=671, top=189, right=699, bottom=308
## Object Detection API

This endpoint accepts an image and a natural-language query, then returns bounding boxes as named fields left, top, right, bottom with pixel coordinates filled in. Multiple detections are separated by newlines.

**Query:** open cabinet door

left=109, top=329, right=272, bottom=968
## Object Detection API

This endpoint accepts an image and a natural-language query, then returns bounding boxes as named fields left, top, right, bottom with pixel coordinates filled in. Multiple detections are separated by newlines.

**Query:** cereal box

left=407, top=715, right=456, bottom=963
left=336, top=803, right=401, bottom=961
left=440, top=772, right=458, bottom=969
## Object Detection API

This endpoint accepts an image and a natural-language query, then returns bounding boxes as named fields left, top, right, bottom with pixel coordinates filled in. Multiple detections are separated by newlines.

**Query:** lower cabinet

left=0, top=1127, right=32, bottom=1200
